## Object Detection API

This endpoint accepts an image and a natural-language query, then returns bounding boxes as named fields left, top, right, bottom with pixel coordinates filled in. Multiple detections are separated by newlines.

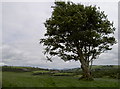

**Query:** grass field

left=2, top=71, right=118, bottom=87
left=0, top=71, right=2, bottom=88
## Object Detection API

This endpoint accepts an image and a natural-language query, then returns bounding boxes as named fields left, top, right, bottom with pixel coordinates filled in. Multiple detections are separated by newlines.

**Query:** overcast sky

left=1, top=0, right=119, bottom=69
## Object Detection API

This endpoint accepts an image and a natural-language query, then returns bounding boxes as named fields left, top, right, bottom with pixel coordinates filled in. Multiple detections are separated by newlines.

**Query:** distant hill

left=2, top=65, right=50, bottom=72
left=1, top=65, right=120, bottom=79
left=1, top=65, right=119, bottom=72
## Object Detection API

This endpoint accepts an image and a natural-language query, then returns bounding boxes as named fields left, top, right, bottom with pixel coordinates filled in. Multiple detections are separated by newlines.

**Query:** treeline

left=92, top=67, right=120, bottom=79
left=2, top=65, right=120, bottom=79
left=60, top=65, right=120, bottom=79
left=2, top=66, right=49, bottom=72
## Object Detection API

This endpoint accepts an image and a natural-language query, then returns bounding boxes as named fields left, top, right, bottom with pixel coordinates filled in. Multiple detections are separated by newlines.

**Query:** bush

left=92, top=67, right=120, bottom=79
left=32, top=71, right=51, bottom=75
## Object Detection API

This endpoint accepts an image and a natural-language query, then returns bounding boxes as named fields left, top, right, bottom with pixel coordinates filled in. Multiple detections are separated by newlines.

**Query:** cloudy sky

left=1, top=0, right=119, bottom=69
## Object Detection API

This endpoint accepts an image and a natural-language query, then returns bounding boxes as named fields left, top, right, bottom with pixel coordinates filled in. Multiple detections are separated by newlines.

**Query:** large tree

left=40, top=1, right=116, bottom=80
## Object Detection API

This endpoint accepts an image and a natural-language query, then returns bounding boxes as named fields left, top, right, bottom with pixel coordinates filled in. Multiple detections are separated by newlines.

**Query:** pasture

left=2, top=65, right=119, bottom=88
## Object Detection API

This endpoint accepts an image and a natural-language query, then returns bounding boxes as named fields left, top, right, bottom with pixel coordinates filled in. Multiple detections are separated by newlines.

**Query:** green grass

left=52, top=72, right=74, bottom=76
left=2, top=71, right=118, bottom=87
left=0, top=71, right=2, bottom=80
left=0, top=71, right=2, bottom=87
left=33, top=70, right=50, bottom=73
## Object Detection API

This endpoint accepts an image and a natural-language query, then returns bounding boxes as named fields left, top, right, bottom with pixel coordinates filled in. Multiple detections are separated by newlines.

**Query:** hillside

left=1, top=65, right=119, bottom=88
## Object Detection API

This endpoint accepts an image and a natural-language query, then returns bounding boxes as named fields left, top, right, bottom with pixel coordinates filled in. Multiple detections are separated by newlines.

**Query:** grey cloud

left=94, top=44, right=118, bottom=65
left=2, top=44, right=80, bottom=69
left=2, top=2, right=53, bottom=44
left=2, top=44, right=45, bottom=66
left=2, top=44, right=29, bottom=63
left=2, top=2, right=118, bottom=69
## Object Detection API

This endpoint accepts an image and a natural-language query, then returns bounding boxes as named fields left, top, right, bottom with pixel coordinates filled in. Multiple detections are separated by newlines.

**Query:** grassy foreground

left=0, top=71, right=2, bottom=88
left=2, top=71, right=118, bottom=87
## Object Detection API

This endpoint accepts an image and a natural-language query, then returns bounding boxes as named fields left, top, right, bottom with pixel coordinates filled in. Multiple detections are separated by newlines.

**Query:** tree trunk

left=76, top=47, right=93, bottom=80
left=79, top=59, right=94, bottom=81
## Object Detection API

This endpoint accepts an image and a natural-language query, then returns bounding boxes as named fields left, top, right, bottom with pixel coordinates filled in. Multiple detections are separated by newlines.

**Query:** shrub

left=32, top=71, right=51, bottom=75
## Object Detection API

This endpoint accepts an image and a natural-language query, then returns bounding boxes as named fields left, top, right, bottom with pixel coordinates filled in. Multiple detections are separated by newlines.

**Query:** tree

left=40, top=1, right=116, bottom=80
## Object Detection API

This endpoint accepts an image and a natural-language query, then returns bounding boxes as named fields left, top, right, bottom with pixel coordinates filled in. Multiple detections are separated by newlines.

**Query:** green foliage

left=92, top=67, right=120, bottom=79
left=40, top=1, right=116, bottom=63
left=40, top=1, right=116, bottom=80
left=62, top=65, right=120, bottom=79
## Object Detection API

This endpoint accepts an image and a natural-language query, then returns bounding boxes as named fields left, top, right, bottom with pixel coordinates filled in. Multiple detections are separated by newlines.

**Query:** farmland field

left=0, top=71, right=2, bottom=88
left=2, top=71, right=118, bottom=87
left=2, top=65, right=119, bottom=88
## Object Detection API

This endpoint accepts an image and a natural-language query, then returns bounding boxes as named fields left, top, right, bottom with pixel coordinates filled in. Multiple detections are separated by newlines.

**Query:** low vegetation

left=2, top=65, right=119, bottom=87
left=52, top=73, right=74, bottom=76
left=0, top=71, right=2, bottom=88
left=32, top=70, right=51, bottom=75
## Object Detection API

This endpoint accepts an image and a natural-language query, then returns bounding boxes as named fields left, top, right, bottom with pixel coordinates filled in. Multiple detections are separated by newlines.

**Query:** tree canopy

left=40, top=1, right=116, bottom=80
